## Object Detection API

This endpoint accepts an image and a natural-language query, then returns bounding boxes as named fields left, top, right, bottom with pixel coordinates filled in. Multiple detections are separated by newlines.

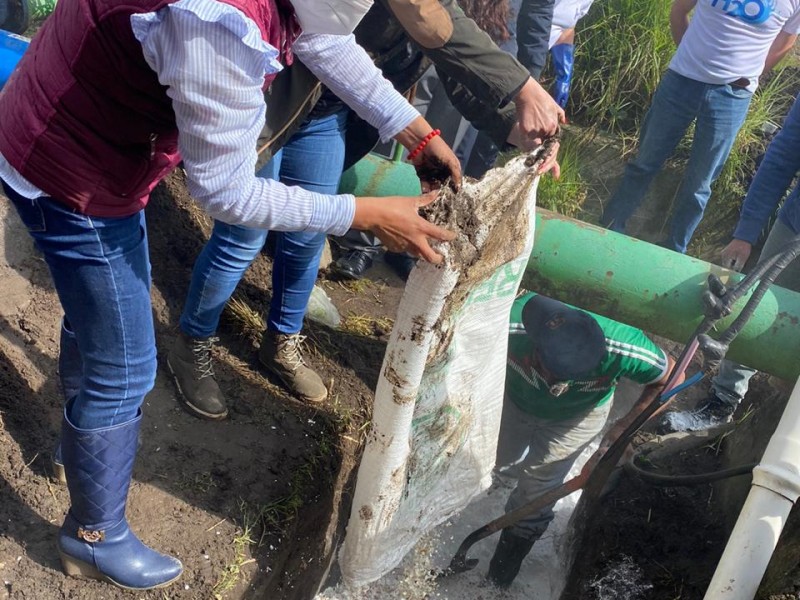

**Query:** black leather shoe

left=331, top=250, right=374, bottom=281
left=384, top=252, right=417, bottom=281
left=486, top=529, right=537, bottom=589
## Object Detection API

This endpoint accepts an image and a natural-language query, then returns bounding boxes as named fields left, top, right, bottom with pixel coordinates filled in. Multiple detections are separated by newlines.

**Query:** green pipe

left=338, top=151, right=421, bottom=198
left=526, top=210, right=800, bottom=381
left=338, top=154, right=800, bottom=379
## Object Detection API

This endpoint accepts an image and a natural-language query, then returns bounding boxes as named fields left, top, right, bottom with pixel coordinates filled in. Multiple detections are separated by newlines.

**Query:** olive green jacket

left=255, top=0, right=530, bottom=170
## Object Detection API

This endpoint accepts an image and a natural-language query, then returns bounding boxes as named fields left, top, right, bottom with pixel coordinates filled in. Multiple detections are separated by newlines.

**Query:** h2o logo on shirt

left=711, top=0, right=775, bottom=24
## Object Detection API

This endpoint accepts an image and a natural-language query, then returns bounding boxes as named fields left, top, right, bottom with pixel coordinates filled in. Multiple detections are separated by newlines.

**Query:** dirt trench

left=0, top=171, right=402, bottom=600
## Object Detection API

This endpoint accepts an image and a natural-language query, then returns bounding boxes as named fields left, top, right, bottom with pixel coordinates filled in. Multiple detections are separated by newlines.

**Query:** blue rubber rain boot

left=52, top=317, right=82, bottom=484
left=58, top=404, right=183, bottom=590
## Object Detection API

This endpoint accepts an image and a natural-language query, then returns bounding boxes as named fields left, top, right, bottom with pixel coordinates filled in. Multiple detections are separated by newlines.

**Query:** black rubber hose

left=698, top=236, right=800, bottom=368
left=624, top=457, right=757, bottom=487
left=626, top=239, right=800, bottom=488
left=719, top=237, right=800, bottom=344
left=721, top=236, right=800, bottom=308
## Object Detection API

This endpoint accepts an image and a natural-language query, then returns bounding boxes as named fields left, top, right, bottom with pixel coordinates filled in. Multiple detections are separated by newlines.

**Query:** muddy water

left=317, top=477, right=583, bottom=600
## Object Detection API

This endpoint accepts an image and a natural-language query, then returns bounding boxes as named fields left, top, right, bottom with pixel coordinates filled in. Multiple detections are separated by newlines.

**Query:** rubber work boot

left=53, top=317, right=83, bottom=484
left=486, top=529, right=537, bottom=589
left=258, top=330, right=327, bottom=402
left=58, top=402, right=183, bottom=590
left=167, top=332, right=228, bottom=420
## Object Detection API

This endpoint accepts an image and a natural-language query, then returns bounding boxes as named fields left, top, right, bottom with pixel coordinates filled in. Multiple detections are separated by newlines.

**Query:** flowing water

left=588, top=556, right=653, bottom=600
left=315, top=381, right=648, bottom=600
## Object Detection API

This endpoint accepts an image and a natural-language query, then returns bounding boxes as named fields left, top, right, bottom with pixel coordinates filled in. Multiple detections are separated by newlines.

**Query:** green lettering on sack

left=463, top=258, right=527, bottom=308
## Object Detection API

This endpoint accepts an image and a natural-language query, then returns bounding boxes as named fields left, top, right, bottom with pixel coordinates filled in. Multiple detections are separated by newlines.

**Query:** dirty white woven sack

left=338, top=147, right=551, bottom=587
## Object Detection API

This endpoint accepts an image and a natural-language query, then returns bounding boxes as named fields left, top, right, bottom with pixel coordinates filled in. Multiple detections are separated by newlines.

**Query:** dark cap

left=521, top=294, right=607, bottom=381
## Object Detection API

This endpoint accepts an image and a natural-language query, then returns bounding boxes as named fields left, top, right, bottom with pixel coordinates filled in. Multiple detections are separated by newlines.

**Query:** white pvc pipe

left=704, top=375, right=800, bottom=599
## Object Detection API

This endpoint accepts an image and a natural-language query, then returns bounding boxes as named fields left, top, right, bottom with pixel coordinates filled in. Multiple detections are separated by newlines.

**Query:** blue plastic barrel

left=0, top=29, right=29, bottom=90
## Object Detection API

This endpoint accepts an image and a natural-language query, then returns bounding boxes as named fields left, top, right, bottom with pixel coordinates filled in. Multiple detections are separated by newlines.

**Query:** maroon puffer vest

left=0, top=0, right=295, bottom=216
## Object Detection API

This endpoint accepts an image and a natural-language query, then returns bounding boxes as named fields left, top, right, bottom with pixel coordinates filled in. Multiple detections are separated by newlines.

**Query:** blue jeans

left=3, top=184, right=155, bottom=430
left=180, top=110, right=347, bottom=337
left=601, top=70, right=753, bottom=253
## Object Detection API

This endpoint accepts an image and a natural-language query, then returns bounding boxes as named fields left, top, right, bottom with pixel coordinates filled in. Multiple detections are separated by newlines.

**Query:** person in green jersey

left=487, top=292, right=678, bottom=588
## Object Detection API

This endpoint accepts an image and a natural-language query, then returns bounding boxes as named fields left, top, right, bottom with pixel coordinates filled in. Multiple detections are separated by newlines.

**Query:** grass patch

left=497, top=128, right=590, bottom=217
left=536, top=131, right=590, bottom=217
left=572, top=0, right=675, bottom=133
left=225, top=296, right=265, bottom=340
left=212, top=506, right=258, bottom=599
left=333, top=278, right=374, bottom=295
left=340, top=313, right=394, bottom=337
left=328, top=391, right=373, bottom=447
left=177, top=471, right=217, bottom=495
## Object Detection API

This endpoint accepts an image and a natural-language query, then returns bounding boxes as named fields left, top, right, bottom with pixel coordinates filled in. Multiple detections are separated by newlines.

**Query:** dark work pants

left=516, top=0, right=556, bottom=79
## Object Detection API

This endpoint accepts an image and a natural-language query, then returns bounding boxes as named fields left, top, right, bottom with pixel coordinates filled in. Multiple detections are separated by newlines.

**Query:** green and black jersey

left=506, top=293, right=668, bottom=420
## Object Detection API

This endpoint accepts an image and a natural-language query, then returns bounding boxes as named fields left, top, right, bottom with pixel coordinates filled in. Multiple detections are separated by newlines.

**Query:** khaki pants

left=495, top=397, right=611, bottom=540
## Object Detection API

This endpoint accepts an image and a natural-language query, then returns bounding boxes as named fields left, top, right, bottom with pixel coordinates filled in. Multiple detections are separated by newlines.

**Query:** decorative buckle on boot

left=77, top=528, right=105, bottom=543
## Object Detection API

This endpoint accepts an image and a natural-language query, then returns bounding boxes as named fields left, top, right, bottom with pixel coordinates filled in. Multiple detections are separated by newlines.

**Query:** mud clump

left=413, top=155, right=453, bottom=189
left=418, top=142, right=556, bottom=360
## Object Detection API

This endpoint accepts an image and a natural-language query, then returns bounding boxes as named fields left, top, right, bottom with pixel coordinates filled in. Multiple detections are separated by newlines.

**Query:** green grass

left=571, top=0, right=675, bottom=133
left=340, top=313, right=394, bottom=337
left=212, top=507, right=257, bottom=599
left=496, top=128, right=590, bottom=217
left=536, top=131, right=590, bottom=217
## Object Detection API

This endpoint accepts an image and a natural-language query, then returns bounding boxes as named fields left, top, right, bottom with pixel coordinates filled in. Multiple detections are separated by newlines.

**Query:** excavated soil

left=562, top=437, right=729, bottom=599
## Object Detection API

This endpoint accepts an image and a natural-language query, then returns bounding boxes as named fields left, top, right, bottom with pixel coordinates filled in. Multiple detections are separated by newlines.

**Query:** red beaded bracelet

left=406, top=129, right=441, bottom=162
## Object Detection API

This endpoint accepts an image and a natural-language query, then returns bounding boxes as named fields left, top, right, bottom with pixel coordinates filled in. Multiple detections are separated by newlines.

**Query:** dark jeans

left=517, top=0, right=556, bottom=79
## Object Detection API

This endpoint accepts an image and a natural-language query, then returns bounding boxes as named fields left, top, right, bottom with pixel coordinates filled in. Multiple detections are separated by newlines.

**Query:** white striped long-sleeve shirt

left=0, top=0, right=420, bottom=235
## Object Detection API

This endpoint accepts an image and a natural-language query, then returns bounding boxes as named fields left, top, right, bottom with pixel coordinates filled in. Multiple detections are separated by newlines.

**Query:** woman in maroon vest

left=0, top=0, right=460, bottom=590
